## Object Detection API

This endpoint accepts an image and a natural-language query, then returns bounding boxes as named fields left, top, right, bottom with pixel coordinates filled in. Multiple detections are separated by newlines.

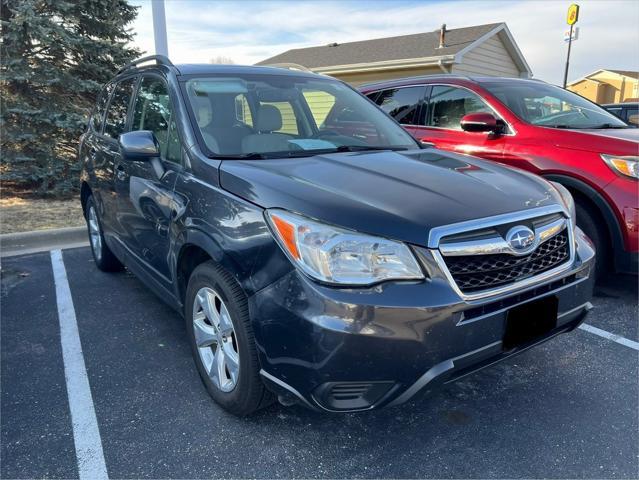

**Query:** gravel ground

left=0, top=196, right=84, bottom=234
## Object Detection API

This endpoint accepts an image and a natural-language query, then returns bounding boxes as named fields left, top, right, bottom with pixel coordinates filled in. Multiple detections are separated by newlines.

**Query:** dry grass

left=0, top=196, right=84, bottom=234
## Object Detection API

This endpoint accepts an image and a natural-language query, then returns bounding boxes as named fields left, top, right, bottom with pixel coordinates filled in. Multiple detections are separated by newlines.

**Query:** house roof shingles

left=256, top=23, right=503, bottom=69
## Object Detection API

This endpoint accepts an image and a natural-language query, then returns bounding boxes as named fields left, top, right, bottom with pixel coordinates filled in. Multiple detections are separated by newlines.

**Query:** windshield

left=480, top=81, right=628, bottom=129
left=183, top=74, right=418, bottom=158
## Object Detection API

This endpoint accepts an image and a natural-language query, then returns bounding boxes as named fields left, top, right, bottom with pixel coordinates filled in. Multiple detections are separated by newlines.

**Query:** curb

left=0, top=226, right=89, bottom=258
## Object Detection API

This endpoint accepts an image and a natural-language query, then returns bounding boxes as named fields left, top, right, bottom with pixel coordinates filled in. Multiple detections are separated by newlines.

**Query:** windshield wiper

left=544, top=123, right=629, bottom=130
left=333, top=145, right=410, bottom=152
left=210, top=145, right=410, bottom=160
left=210, top=152, right=267, bottom=160
left=589, top=123, right=629, bottom=129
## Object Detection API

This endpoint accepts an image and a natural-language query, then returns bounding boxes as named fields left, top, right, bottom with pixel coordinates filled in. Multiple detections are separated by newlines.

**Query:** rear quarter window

left=375, top=86, right=426, bottom=126
left=90, top=83, right=114, bottom=132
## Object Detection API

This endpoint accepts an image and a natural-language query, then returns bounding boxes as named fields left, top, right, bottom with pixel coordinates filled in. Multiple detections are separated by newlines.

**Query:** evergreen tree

left=1, top=0, right=140, bottom=195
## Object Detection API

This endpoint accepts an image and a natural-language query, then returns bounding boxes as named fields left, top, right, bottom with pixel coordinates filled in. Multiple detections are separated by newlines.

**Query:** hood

left=551, top=127, right=639, bottom=155
left=574, top=128, right=639, bottom=142
left=220, top=149, right=563, bottom=247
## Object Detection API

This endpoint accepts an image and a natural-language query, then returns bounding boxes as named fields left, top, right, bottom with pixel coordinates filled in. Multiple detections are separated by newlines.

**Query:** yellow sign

left=567, top=4, right=580, bottom=25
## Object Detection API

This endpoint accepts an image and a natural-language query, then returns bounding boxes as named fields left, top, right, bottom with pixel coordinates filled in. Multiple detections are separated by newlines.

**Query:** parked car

left=79, top=57, right=595, bottom=415
left=360, top=76, right=638, bottom=277
left=602, top=102, right=639, bottom=127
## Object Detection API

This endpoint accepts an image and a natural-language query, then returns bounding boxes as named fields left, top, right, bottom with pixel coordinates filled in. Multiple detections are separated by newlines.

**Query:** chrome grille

left=444, top=230, right=570, bottom=293
left=430, top=206, right=574, bottom=299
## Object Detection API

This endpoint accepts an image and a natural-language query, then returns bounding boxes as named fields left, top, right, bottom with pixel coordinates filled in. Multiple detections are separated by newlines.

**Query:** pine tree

left=1, top=0, right=141, bottom=195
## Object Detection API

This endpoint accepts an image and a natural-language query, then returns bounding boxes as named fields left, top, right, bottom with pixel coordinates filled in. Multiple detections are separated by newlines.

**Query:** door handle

left=115, top=165, right=127, bottom=181
left=420, top=140, right=435, bottom=147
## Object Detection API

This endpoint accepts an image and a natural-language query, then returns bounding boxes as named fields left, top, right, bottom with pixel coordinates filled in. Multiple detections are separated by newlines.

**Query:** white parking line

left=50, top=250, right=108, bottom=480
left=579, top=323, right=639, bottom=351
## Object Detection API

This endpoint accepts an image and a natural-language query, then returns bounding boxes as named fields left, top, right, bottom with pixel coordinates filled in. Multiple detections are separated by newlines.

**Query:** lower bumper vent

left=313, top=381, right=394, bottom=411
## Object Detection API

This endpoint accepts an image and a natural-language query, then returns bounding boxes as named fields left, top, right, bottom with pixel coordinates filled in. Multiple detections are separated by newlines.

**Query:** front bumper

left=250, top=227, right=595, bottom=412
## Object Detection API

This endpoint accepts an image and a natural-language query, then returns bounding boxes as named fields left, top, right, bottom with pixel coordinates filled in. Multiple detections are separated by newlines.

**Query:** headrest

left=256, top=104, right=283, bottom=132
left=209, top=95, right=237, bottom=128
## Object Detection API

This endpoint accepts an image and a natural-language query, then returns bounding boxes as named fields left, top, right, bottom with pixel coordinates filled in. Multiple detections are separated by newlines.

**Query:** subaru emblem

left=506, top=225, right=536, bottom=254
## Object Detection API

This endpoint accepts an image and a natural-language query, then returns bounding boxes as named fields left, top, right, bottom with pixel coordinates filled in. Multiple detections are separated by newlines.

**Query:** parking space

left=1, top=247, right=638, bottom=479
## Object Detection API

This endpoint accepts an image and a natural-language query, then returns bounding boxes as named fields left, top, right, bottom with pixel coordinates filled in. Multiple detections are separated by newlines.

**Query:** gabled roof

left=568, top=69, right=639, bottom=85
left=608, top=70, right=639, bottom=79
left=257, top=23, right=503, bottom=69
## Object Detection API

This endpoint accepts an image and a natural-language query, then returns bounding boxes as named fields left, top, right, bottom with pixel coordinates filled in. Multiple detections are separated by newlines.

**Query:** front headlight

left=551, top=181, right=576, bottom=230
left=601, top=154, right=639, bottom=179
left=265, top=209, right=424, bottom=286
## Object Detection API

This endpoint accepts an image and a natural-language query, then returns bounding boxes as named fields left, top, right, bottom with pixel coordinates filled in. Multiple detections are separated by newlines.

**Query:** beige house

left=567, top=69, right=639, bottom=104
left=257, top=23, right=532, bottom=85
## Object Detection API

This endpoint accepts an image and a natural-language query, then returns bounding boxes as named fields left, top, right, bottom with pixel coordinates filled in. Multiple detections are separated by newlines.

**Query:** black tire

left=185, top=261, right=273, bottom=416
left=576, top=200, right=608, bottom=279
left=85, top=196, right=124, bottom=272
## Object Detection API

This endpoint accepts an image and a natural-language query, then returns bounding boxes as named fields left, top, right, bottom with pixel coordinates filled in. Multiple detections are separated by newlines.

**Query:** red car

left=360, top=76, right=638, bottom=276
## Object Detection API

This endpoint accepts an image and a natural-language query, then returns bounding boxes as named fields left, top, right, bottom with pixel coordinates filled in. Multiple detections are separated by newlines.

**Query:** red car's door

left=412, top=84, right=507, bottom=161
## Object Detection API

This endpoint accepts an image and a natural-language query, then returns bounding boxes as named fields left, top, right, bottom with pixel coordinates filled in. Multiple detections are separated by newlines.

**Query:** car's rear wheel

left=575, top=200, right=608, bottom=279
left=185, top=261, right=273, bottom=415
left=85, top=196, right=123, bottom=272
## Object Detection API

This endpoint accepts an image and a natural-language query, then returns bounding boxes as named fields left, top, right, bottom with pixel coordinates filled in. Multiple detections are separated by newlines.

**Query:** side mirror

left=460, top=113, right=501, bottom=133
left=119, top=130, right=160, bottom=161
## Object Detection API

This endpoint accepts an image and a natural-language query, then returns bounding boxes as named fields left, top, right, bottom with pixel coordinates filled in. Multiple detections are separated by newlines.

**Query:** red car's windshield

left=481, top=81, right=629, bottom=129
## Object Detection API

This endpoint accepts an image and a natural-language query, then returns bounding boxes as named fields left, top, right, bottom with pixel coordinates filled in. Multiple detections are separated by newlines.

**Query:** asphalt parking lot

left=1, top=246, right=638, bottom=479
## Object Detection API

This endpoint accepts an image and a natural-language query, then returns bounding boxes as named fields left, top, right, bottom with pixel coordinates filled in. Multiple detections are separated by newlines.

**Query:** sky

left=129, top=0, right=639, bottom=85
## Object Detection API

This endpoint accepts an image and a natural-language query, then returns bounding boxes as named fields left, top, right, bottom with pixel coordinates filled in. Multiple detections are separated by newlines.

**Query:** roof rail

left=118, top=55, right=173, bottom=74
left=358, top=74, right=470, bottom=89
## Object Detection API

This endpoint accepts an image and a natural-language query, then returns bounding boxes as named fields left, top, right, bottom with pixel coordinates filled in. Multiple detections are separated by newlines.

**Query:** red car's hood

left=550, top=127, right=639, bottom=155
left=571, top=128, right=639, bottom=142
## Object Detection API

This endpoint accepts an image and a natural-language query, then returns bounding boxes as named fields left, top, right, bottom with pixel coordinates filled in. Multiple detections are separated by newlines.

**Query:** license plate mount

left=503, top=296, right=559, bottom=350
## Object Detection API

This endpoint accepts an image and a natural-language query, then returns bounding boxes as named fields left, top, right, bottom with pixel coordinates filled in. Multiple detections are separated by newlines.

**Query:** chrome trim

left=259, top=370, right=319, bottom=411
left=429, top=205, right=575, bottom=301
left=557, top=301, right=593, bottom=319
left=428, top=204, right=568, bottom=248
left=537, top=217, right=566, bottom=243
left=440, top=217, right=566, bottom=257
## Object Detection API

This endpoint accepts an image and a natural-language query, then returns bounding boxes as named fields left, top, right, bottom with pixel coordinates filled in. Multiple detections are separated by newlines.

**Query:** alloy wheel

left=192, top=287, right=240, bottom=392
left=88, top=206, right=102, bottom=261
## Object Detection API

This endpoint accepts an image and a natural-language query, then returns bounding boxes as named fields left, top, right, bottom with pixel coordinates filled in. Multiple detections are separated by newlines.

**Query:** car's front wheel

left=85, top=195, right=123, bottom=272
left=185, top=261, right=273, bottom=415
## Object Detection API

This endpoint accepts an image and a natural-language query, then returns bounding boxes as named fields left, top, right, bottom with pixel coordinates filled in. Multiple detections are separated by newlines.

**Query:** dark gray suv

left=79, top=56, right=595, bottom=415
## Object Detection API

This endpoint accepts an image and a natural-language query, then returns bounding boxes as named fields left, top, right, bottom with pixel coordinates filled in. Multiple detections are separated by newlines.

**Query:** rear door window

left=374, top=86, right=426, bottom=126
left=104, top=77, right=136, bottom=139
left=427, top=85, right=491, bottom=130
left=365, top=91, right=380, bottom=103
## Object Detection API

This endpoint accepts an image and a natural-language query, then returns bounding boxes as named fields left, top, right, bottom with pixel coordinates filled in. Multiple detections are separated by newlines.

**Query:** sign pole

left=563, top=3, right=580, bottom=88
left=151, top=0, right=169, bottom=57
left=563, top=23, right=574, bottom=88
